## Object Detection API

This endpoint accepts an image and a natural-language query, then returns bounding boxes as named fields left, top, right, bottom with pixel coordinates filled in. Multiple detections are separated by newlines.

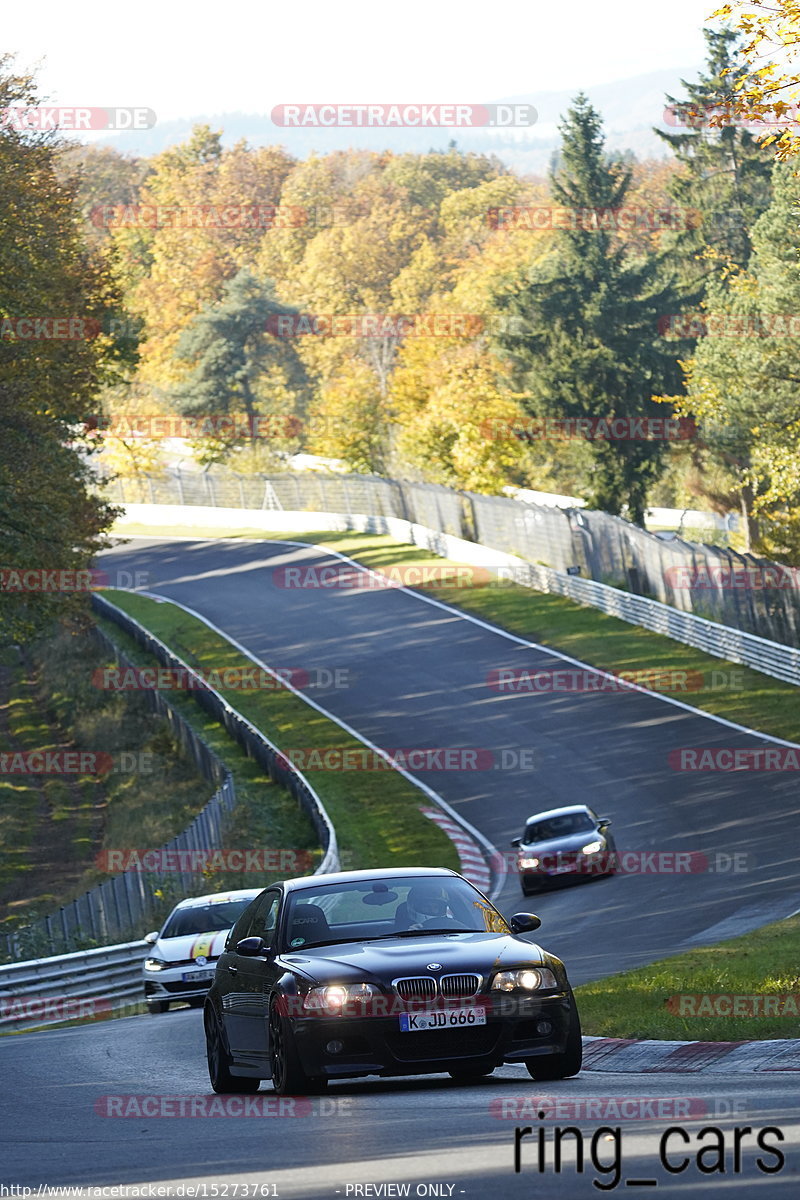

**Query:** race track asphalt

left=97, top=537, right=800, bottom=982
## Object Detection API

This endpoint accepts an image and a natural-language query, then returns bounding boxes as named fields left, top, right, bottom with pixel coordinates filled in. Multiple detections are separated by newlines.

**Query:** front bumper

left=291, top=991, right=574, bottom=1078
left=143, top=962, right=217, bottom=1005
left=519, top=851, right=615, bottom=888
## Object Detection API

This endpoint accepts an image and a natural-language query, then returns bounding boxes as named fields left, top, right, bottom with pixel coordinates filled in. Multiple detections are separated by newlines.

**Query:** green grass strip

left=574, top=913, right=800, bottom=1040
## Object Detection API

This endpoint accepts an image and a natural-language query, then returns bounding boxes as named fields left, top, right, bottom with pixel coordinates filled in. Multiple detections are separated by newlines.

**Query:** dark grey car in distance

left=511, top=804, right=616, bottom=894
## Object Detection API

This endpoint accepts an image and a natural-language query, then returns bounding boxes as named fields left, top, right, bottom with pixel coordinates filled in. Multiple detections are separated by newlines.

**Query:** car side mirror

left=236, top=936, right=269, bottom=957
left=144, top=931, right=159, bottom=945
left=508, top=913, right=541, bottom=934
left=597, top=818, right=612, bottom=827
left=510, top=837, right=522, bottom=848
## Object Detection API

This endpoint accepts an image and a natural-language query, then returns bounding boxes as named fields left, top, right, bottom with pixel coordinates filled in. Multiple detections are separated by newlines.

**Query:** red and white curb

left=420, top=806, right=493, bottom=892
left=582, top=1035, right=800, bottom=1073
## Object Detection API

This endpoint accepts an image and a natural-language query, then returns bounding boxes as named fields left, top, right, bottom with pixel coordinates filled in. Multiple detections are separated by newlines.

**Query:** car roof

left=282, top=867, right=461, bottom=892
left=525, top=805, right=593, bottom=824
left=171, top=888, right=264, bottom=910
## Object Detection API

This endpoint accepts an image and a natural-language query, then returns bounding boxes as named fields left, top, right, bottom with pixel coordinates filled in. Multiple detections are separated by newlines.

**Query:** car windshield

left=524, top=812, right=595, bottom=842
left=281, top=876, right=509, bottom=949
left=161, top=898, right=255, bottom=938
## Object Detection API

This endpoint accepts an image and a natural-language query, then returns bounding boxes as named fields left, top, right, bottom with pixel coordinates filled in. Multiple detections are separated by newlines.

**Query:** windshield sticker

left=290, top=937, right=305, bottom=947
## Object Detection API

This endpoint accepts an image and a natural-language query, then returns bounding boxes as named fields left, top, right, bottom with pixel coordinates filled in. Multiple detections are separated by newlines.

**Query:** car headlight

left=303, top=983, right=381, bottom=1012
left=491, top=968, right=558, bottom=992
left=581, top=840, right=603, bottom=855
left=518, top=856, right=539, bottom=869
left=144, top=957, right=168, bottom=972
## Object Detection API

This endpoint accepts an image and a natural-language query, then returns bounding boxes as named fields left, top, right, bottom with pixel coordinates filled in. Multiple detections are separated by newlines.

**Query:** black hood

left=278, top=931, right=550, bottom=986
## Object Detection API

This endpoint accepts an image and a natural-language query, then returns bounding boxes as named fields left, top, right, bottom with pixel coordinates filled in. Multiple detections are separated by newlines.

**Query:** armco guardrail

left=105, top=468, right=800, bottom=647
left=383, top=519, right=800, bottom=689
left=0, top=940, right=148, bottom=1032
left=92, top=594, right=339, bottom=878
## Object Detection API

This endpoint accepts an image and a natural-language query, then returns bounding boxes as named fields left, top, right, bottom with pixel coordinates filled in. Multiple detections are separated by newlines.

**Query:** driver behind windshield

left=404, top=884, right=454, bottom=931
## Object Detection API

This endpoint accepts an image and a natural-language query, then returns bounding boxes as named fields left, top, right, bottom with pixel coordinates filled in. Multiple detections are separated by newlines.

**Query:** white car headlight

left=303, top=983, right=381, bottom=1012
left=518, top=856, right=539, bottom=869
left=144, top=957, right=168, bottom=972
left=491, top=968, right=558, bottom=992
left=581, top=840, right=603, bottom=855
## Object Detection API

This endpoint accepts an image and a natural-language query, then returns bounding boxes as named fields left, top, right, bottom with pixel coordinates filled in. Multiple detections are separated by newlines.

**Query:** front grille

left=162, top=979, right=213, bottom=994
left=440, top=973, right=481, bottom=999
left=387, top=1026, right=499, bottom=1061
left=394, top=977, right=437, bottom=1002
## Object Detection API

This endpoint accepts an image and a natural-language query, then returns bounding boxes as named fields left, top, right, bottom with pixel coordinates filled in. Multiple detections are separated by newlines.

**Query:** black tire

left=187, top=996, right=206, bottom=1008
left=525, top=997, right=582, bottom=1081
left=205, top=1008, right=260, bottom=1094
left=146, top=1000, right=169, bottom=1014
left=448, top=1066, right=494, bottom=1082
left=269, top=996, right=327, bottom=1095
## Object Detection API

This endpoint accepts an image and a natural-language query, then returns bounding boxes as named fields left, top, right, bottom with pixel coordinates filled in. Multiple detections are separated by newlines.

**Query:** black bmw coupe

left=204, top=867, right=582, bottom=1094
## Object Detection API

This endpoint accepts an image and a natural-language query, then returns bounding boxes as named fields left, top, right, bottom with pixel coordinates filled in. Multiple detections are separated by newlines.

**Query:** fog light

left=326, top=1039, right=344, bottom=1054
left=536, top=1020, right=552, bottom=1035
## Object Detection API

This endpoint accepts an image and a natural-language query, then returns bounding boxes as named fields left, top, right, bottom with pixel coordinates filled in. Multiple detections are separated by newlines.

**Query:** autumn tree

left=0, top=56, right=119, bottom=642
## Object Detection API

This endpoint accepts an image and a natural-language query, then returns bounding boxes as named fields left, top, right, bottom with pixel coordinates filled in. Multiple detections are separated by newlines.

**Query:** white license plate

left=399, top=1006, right=486, bottom=1032
left=182, top=969, right=214, bottom=982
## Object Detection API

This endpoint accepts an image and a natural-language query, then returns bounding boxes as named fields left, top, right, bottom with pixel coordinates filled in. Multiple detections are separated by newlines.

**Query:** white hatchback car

left=143, top=889, right=262, bottom=1013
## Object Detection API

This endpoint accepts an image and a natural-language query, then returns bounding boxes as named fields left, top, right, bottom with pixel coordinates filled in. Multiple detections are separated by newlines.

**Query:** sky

left=5, top=0, right=719, bottom=122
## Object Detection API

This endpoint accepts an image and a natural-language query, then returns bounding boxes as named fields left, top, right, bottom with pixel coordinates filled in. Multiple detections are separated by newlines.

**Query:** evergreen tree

left=172, top=269, right=309, bottom=451
left=682, top=160, right=800, bottom=555
left=495, top=95, right=686, bottom=525
left=656, top=27, right=774, bottom=294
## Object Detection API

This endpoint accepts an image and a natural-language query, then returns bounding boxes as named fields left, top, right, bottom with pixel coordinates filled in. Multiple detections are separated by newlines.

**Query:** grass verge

left=574, top=913, right=800, bottom=1041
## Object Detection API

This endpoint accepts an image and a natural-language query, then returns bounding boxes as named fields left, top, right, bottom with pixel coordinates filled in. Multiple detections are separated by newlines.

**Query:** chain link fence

left=107, top=469, right=800, bottom=646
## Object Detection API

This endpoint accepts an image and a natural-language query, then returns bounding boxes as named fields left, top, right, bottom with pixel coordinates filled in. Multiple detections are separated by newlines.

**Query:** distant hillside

left=93, top=66, right=702, bottom=172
